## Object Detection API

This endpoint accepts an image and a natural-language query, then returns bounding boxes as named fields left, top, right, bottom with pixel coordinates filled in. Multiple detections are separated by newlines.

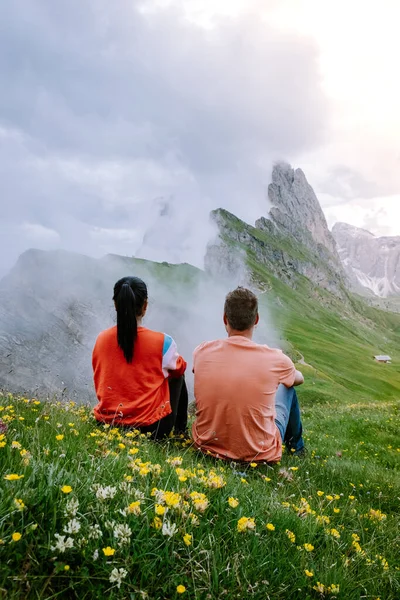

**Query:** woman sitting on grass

left=92, top=276, right=188, bottom=438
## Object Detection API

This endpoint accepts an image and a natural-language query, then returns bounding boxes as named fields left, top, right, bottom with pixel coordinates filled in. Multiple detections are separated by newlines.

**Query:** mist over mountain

left=0, top=162, right=397, bottom=400
left=332, top=222, right=400, bottom=298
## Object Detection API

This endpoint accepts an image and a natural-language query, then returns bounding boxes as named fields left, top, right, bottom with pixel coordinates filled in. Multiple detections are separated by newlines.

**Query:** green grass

left=1, top=215, right=400, bottom=598
left=0, top=392, right=399, bottom=599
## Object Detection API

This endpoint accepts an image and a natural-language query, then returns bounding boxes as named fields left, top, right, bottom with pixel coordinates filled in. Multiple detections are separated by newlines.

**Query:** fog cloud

left=0, top=0, right=327, bottom=276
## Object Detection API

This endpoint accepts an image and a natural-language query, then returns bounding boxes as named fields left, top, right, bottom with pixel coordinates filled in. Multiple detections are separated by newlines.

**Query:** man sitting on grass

left=192, top=287, right=305, bottom=462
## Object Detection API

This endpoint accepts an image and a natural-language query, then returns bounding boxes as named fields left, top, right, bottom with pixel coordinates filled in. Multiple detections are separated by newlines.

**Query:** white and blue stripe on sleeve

left=162, top=334, right=179, bottom=377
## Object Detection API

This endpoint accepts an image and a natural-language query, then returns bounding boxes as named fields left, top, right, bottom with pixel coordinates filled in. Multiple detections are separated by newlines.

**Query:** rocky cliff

left=206, top=163, right=348, bottom=298
left=332, top=222, right=400, bottom=298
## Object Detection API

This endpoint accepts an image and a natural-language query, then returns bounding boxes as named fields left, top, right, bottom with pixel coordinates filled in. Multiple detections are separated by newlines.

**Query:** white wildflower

left=134, top=490, right=145, bottom=500
left=113, top=523, right=132, bottom=546
left=88, top=524, right=103, bottom=540
left=95, top=485, right=117, bottom=500
left=153, top=490, right=166, bottom=504
left=105, top=520, right=117, bottom=530
left=119, top=482, right=132, bottom=493
left=64, top=497, right=79, bottom=518
left=93, top=549, right=99, bottom=561
left=109, top=567, right=128, bottom=589
left=51, top=533, right=74, bottom=553
left=63, top=518, right=81, bottom=534
left=162, top=520, right=178, bottom=537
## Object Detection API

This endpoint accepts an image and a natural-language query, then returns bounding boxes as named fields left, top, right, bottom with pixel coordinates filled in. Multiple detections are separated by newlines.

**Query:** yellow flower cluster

left=237, top=517, right=256, bottom=533
left=285, top=529, right=296, bottom=543
left=127, top=501, right=141, bottom=515
left=366, top=508, right=386, bottom=522
left=189, top=492, right=209, bottom=513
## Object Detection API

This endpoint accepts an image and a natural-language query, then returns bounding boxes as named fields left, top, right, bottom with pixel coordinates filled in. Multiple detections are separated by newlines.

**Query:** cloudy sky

left=1, top=0, right=399, bottom=276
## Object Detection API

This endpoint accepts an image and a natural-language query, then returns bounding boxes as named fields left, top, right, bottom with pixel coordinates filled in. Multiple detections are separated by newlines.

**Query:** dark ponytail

left=113, top=277, right=148, bottom=363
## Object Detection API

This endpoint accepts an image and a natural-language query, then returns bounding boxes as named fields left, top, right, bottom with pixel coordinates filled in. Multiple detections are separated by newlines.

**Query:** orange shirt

left=93, top=326, right=186, bottom=426
left=192, top=336, right=296, bottom=462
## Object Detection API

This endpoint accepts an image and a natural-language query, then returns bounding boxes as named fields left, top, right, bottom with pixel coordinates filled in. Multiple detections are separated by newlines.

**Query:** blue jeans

left=274, top=385, right=304, bottom=453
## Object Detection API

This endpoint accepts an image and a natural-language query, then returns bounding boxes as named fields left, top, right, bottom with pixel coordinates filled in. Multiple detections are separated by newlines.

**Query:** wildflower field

left=0, top=388, right=399, bottom=599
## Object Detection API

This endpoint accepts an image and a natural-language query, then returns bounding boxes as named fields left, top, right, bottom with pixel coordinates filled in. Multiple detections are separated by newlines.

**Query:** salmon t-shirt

left=93, top=326, right=186, bottom=427
left=192, top=336, right=296, bottom=462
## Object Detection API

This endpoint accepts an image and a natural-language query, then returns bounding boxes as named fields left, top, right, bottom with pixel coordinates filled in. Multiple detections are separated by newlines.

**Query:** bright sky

left=164, top=0, right=400, bottom=236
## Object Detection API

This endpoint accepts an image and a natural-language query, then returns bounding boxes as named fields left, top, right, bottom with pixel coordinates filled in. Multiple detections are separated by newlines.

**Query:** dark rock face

left=332, top=222, right=400, bottom=297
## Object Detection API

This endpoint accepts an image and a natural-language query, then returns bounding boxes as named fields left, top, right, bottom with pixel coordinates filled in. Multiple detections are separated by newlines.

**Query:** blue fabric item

left=162, top=334, right=173, bottom=357
left=274, top=384, right=305, bottom=452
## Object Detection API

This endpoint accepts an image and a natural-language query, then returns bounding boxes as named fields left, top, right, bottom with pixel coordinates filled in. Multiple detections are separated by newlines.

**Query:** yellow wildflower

left=250, top=462, right=257, bottom=467
left=237, top=517, right=256, bottom=533
left=61, top=485, right=72, bottom=494
left=11, top=441, right=22, bottom=449
left=128, top=448, right=139, bottom=455
left=4, top=474, right=24, bottom=481
left=127, top=501, right=141, bottom=515
left=11, top=532, right=22, bottom=542
left=102, top=546, right=115, bottom=556
left=289, top=466, right=298, bottom=471
left=56, top=434, right=64, bottom=441
left=334, top=508, right=340, bottom=514
left=165, top=491, right=181, bottom=508
left=155, top=504, right=166, bottom=515
left=228, top=497, right=239, bottom=508
left=285, top=529, right=296, bottom=543
left=328, top=584, right=340, bottom=594
left=190, top=492, right=209, bottom=513
left=266, top=523, right=275, bottom=531
left=317, top=491, right=324, bottom=497
left=176, top=585, right=186, bottom=594
left=326, top=495, right=334, bottom=501
left=366, top=508, right=386, bottom=521
left=304, top=543, right=314, bottom=552
left=152, top=517, right=163, bottom=530
left=118, top=443, right=126, bottom=449
left=327, top=528, right=340, bottom=539
left=64, top=565, right=70, bottom=571
left=313, top=582, right=325, bottom=594
left=183, top=533, right=192, bottom=546
left=304, top=569, right=314, bottom=577
left=14, top=498, right=25, bottom=510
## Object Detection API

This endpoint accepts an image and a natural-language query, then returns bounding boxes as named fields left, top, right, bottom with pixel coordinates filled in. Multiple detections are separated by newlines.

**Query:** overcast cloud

left=0, top=0, right=331, bottom=276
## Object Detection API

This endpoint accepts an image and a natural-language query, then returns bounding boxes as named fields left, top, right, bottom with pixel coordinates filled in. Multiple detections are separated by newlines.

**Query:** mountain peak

left=257, top=163, right=339, bottom=258
left=332, top=222, right=376, bottom=239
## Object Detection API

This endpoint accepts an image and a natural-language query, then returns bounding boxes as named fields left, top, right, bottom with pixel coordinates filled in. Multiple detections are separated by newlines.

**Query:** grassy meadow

left=1, top=248, right=400, bottom=598
left=0, top=382, right=399, bottom=599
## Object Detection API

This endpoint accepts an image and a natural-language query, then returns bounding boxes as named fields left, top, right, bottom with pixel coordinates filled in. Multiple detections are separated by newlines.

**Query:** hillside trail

left=297, top=353, right=313, bottom=368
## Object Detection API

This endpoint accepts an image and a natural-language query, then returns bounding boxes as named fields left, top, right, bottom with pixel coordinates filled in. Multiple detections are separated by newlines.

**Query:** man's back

left=192, top=336, right=296, bottom=462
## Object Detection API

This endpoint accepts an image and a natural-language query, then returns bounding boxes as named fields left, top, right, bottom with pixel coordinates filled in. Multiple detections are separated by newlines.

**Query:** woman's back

left=93, top=325, right=186, bottom=427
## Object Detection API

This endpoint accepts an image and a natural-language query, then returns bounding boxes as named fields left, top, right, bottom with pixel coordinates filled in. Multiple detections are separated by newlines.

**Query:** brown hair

left=224, top=287, right=258, bottom=331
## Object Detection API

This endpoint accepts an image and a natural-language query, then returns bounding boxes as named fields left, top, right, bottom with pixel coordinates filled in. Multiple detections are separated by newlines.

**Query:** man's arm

left=293, top=369, right=304, bottom=386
